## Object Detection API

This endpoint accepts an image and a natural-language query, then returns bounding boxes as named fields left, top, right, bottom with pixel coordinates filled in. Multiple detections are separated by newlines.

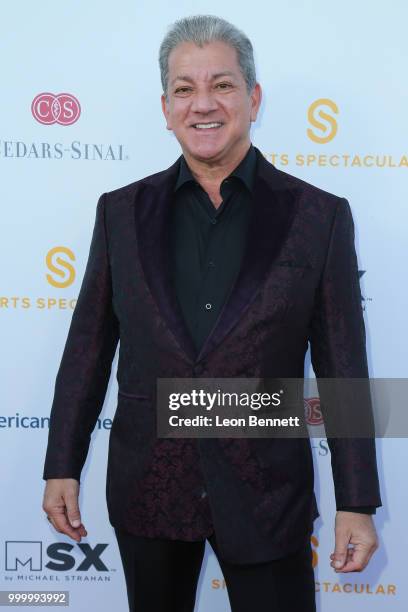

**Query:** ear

left=249, top=83, right=262, bottom=122
left=161, top=93, right=172, bottom=131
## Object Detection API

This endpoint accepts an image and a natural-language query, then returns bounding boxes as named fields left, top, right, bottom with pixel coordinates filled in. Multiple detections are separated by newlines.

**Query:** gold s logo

left=46, top=246, right=75, bottom=288
left=307, top=98, right=338, bottom=143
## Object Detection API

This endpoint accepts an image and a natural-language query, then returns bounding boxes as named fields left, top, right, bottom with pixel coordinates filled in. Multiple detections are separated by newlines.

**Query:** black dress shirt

left=170, top=143, right=375, bottom=516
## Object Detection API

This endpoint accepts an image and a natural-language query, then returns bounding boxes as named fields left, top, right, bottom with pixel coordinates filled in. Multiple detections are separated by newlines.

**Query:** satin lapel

left=134, top=156, right=197, bottom=362
left=196, top=148, right=300, bottom=362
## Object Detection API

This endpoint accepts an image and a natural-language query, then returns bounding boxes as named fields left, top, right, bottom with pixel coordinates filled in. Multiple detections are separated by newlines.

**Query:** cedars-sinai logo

left=31, top=93, right=81, bottom=125
left=304, top=397, right=323, bottom=426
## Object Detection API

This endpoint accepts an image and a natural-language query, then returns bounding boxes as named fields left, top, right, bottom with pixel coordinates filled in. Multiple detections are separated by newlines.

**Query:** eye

left=174, top=86, right=192, bottom=94
left=215, top=82, right=232, bottom=90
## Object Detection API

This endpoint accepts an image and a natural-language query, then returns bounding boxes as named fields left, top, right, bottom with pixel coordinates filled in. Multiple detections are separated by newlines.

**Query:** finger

left=332, top=531, right=350, bottom=569
left=330, top=547, right=354, bottom=558
left=64, top=492, right=82, bottom=529
left=48, top=513, right=87, bottom=540
left=331, top=547, right=354, bottom=568
left=48, top=509, right=82, bottom=542
left=78, top=524, right=88, bottom=536
left=335, top=548, right=369, bottom=573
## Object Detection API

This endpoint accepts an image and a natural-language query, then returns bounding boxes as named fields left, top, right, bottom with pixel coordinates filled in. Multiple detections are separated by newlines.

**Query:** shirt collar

left=173, top=143, right=257, bottom=194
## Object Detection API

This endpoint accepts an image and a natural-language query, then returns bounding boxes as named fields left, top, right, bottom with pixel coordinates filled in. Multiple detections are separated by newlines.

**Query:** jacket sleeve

left=42, top=193, right=120, bottom=483
left=339, top=506, right=376, bottom=514
left=309, top=197, right=382, bottom=510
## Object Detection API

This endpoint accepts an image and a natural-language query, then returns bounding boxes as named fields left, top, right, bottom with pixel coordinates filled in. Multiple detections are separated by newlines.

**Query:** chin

left=185, top=142, right=226, bottom=162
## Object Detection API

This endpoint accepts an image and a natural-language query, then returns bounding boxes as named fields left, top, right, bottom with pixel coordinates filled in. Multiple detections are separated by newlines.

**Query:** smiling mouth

left=191, top=122, right=223, bottom=129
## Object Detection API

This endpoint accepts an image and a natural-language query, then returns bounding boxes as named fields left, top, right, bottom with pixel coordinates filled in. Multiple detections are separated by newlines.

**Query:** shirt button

left=200, top=489, right=208, bottom=499
left=208, top=260, right=215, bottom=267
left=210, top=218, right=217, bottom=225
left=205, top=303, right=212, bottom=310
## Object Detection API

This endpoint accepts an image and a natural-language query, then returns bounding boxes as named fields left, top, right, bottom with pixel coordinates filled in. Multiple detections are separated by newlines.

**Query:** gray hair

left=159, top=14, right=257, bottom=101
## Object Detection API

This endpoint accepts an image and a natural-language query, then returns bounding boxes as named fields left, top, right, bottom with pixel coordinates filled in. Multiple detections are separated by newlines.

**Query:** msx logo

left=5, top=540, right=109, bottom=572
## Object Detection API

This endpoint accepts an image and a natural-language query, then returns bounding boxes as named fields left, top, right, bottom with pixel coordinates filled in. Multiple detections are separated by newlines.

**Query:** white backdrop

left=1, top=1, right=407, bottom=610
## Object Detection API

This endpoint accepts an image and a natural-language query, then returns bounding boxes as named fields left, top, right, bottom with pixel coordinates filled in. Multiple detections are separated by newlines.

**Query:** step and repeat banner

left=1, top=1, right=407, bottom=610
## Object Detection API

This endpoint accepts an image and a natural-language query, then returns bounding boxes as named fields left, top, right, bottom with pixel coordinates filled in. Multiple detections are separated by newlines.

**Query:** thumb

left=333, top=532, right=350, bottom=569
left=65, top=493, right=82, bottom=528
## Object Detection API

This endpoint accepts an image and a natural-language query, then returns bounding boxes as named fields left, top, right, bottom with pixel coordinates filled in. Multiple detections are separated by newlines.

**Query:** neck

left=182, top=140, right=252, bottom=187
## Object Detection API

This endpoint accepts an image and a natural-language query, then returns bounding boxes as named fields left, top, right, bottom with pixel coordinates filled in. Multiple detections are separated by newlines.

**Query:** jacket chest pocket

left=253, top=261, right=318, bottom=325
left=268, top=260, right=317, bottom=298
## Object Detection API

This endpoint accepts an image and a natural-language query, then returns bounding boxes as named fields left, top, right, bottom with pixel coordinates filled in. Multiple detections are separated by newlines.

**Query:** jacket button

left=193, top=363, right=204, bottom=375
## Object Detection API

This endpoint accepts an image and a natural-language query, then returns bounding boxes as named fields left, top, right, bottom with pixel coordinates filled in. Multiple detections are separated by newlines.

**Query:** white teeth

left=193, top=122, right=222, bottom=129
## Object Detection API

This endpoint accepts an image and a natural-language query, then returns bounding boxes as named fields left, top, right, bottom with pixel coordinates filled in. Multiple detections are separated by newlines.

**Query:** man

left=42, top=14, right=381, bottom=612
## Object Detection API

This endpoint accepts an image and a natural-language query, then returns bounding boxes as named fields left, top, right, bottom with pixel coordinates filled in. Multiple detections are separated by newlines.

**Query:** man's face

left=161, top=40, right=261, bottom=164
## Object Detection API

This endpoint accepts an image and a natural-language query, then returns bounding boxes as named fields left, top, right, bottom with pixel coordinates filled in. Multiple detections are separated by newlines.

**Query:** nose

left=190, top=89, right=218, bottom=114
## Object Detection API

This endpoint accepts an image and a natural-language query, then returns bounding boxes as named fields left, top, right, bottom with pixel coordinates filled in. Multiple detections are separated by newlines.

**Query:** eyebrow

left=170, top=71, right=236, bottom=87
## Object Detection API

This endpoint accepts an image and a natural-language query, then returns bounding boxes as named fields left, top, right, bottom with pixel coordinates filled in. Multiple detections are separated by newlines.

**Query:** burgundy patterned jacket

left=43, top=146, right=382, bottom=564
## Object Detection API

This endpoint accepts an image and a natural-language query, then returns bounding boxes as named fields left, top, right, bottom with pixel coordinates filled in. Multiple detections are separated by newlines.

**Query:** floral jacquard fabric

left=43, top=147, right=381, bottom=564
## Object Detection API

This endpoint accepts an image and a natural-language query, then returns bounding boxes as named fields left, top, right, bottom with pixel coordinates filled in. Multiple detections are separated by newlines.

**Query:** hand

left=330, top=511, right=378, bottom=572
left=42, top=478, right=87, bottom=542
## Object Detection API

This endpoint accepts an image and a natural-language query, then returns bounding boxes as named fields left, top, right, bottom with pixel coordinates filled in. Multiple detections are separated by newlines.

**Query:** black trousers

left=114, top=528, right=316, bottom=612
